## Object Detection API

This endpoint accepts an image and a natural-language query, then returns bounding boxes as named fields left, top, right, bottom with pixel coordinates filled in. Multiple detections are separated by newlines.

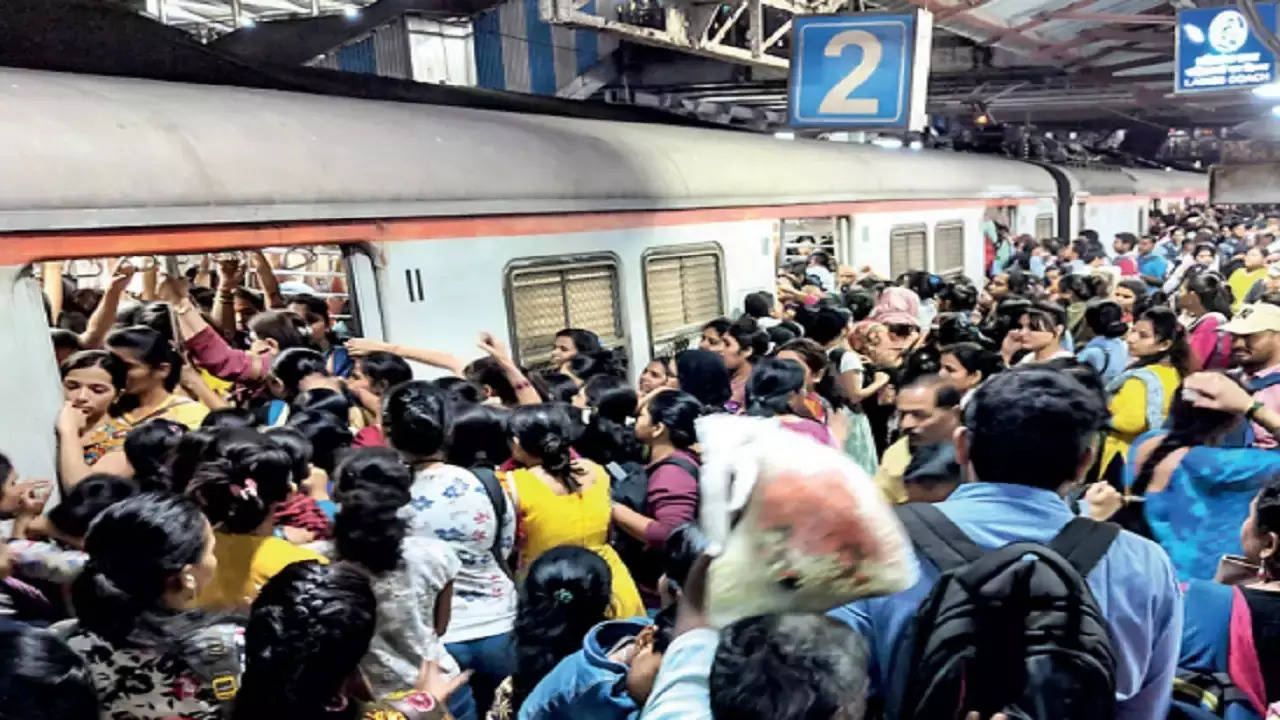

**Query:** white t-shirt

left=314, top=535, right=463, bottom=696
left=401, top=463, right=517, bottom=643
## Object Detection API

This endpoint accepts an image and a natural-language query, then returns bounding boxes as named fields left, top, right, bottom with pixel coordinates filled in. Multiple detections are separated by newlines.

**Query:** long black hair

left=643, top=390, right=702, bottom=450
left=744, top=357, right=806, bottom=418
left=270, top=347, right=329, bottom=400
left=464, top=357, right=518, bottom=407
left=575, top=375, right=644, bottom=465
left=0, top=624, right=98, bottom=720
left=555, top=328, right=604, bottom=355
left=333, top=448, right=412, bottom=575
left=71, top=492, right=225, bottom=648
left=508, top=404, right=578, bottom=490
left=47, top=473, right=138, bottom=540
left=675, top=349, right=732, bottom=411
left=287, top=409, right=354, bottom=475
left=1131, top=306, right=1191, bottom=376
left=512, top=546, right=613, bottom=712
left=381, top=381, right=451, bottom=461
left=105, top=325, right=183, bottom=395
left=1184, top=271, right=1234, bottom=317
left=247, top=311, right=310, bottom=351
left=940, top=342, right=1004, bottom=382
left=1083, top=299, right=1128, bottom=339
left=185, top=429, right=295, bottom=534
left=123, top=419, right=187, bottom=492
left=355, top=351, right=412, bottom=395
left=447, top=404, right=512, bottom=468
left=233, top=561, right=376, bottom=720
left=1133, top=374, right=1244, bottom=497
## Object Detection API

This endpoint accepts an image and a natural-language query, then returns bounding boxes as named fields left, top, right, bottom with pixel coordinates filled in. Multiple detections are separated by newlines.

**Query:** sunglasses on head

left=888, top=323, right=916, bottom=337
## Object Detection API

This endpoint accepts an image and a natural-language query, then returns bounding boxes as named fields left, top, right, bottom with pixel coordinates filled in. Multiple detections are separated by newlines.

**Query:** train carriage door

left=0, top=265, right=63, bottom=481
left=778, top=217, right=837, bottom=270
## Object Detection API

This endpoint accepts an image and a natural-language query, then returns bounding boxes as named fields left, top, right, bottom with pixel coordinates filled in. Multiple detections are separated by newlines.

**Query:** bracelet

left=1246, top=401, right=1265, bottom=420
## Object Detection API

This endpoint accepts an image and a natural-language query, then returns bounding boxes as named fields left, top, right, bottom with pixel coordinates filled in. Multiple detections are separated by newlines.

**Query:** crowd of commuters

left=8, top=205, right=1280, bottom=719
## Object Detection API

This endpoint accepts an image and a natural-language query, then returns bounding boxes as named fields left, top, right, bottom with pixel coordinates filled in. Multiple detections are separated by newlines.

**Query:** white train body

left=0, top=68, right=1208, bottom=477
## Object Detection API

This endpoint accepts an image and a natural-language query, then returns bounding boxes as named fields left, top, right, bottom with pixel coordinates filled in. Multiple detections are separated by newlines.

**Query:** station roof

left=610, top=0, right=1274, bottom=129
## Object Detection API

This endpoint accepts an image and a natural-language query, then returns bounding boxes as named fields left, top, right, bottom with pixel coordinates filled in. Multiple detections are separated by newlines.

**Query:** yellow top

left=1229, top=267, right=1267, bottom=313
left=195, top=531, right=328, bottom=611
left=872, top=436, right=911, bottom=505
left=118, top=393, right=210, bottom=430
left=1101, top=364, right=1181, bottom=473
left=505, top=466, right=645, bottom=619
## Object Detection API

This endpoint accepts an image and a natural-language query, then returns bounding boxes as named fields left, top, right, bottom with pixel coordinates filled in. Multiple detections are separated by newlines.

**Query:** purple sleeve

left=185, top=326, right=269, bottom=382
left=643, top=464, right=699, bottom=547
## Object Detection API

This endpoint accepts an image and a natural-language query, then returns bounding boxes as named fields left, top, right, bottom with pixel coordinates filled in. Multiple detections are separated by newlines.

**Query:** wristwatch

left=1246, top=400, right=1265, bottom=420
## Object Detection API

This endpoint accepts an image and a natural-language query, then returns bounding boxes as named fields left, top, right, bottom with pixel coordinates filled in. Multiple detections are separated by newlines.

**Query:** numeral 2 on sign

left=818, top=30, right=882, bottom=115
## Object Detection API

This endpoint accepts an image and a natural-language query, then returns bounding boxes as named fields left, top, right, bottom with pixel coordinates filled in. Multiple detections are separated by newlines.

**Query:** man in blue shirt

left=1136, top=235, right=1169, bottom=294
left=830, top=367, right=1182, bottom=720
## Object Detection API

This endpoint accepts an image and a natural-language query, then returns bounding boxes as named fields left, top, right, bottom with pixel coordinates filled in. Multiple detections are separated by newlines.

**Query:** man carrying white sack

left=641, top=413, right=917, bottom=720
left=830, top=367, right=1182, bottom=720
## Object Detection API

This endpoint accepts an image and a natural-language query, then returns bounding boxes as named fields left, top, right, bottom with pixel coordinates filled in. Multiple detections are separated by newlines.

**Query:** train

left=0, top=66, right=1208, bottom=477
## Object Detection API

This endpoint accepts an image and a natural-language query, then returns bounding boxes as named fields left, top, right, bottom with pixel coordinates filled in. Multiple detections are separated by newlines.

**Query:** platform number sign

left=788, top=10, right=933, bottom=130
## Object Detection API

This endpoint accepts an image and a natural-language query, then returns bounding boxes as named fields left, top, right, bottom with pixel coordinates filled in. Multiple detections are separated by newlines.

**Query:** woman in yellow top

left=185, top=428, right=326, bottom=610
left=1100, top=306, right=1190, bottom=480
left=106, top=326, right=210, bottom=430
left=501, top=404, right=644, bottom=619
left=1229, top=247, right=1268, bottom=313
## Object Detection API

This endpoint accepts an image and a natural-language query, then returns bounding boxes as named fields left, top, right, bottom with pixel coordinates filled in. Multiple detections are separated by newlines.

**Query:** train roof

left=0, top=68, right=1063, bottom=233
left=1057, top=164, right=1207, bottom=198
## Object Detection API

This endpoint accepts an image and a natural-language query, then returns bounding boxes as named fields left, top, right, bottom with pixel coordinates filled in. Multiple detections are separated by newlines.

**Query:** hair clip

left=553, top=588, right=574, bottom=605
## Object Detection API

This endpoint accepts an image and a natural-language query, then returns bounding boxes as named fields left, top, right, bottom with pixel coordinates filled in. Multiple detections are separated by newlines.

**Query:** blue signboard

left=1175, top=3, right=1279, bottom=93
left=788, top=11, right=931, bottom=129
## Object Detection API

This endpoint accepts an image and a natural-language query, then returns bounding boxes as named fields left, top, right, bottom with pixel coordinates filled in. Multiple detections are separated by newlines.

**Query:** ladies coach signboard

left=1176, top=3, right=1279, bottom=93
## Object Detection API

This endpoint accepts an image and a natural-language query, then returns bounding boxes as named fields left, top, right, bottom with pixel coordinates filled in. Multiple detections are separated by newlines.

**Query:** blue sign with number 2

left=789, top=13, right=917, bottom=128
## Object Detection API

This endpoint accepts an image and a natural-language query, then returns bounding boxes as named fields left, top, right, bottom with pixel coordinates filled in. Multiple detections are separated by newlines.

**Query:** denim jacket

left=519, top=618, right=650, bottom=720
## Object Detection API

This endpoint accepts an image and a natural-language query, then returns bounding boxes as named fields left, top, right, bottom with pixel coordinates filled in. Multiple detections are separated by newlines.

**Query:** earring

left=183, top=574, right=197, bottom=600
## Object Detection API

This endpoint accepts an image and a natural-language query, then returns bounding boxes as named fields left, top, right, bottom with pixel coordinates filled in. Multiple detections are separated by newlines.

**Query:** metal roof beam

left=1050, top=11, right=1175, bottom=25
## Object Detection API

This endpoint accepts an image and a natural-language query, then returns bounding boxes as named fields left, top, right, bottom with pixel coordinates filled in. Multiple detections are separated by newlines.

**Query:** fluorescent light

left=343, top=5, right=359, bottom=18
left=774, top=131, right=795, bottom=140
left=872, top=137, right=903, bottom=149
left=241, top=16, right=256, bottom=26
left=909, top=140, right=923, bottom=150
left=1272, top=105, right=1280, bottom=117
left=1255, top=84, right=1280, bottom=99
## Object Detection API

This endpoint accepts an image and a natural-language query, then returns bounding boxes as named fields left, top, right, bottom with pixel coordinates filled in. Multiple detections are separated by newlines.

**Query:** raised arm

left=160, top=277, right=270, bottom=383
left=250, top=250, right=286, bottom=310
left=210, top=257, right=243, bottom=337
left=42, top=261, right=63, bottom=324
left=477, top=332, right=541, bottom=405
left=79, top=259, right=135, bottom=349
left=346, top=337, right=467, bottom=377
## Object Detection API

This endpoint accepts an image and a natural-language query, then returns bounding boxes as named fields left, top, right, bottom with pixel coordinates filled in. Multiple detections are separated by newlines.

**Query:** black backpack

left=607, top=456, right=700, bottom=588
left=891, top=503, right=1120, bottom=720
left=470, top=466, right=513, bottom=579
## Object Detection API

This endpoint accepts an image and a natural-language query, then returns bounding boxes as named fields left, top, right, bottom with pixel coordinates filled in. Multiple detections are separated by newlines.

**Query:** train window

left=932, top=222, right=965, bottom=278
left=506, top=256, right=625, bottom=367
left=889, top=225, right=927, bottom=279
left=1035, top=214, right=1055, bottom=240
left=643, top=245, right=725, bottom=357
left=779, top=218, right=837, bottom=269
left=40, top=245, right=365, bottom=339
